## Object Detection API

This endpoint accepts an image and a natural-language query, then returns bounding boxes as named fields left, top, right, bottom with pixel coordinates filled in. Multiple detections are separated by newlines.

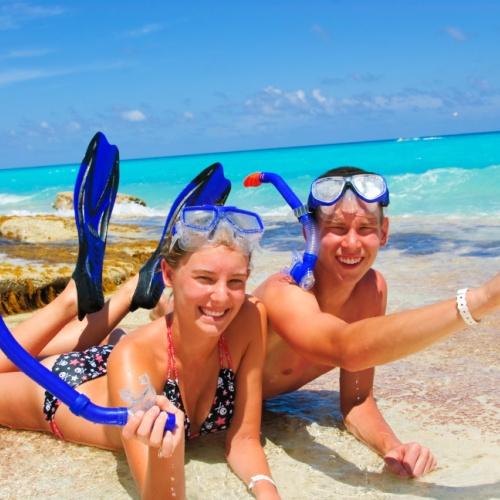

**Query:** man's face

left=315, top=198, right=389, bottom=285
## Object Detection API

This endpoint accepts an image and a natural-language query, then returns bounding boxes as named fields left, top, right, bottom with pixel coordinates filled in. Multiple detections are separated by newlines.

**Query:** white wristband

left=456, top=288, right=479, bottom=326
left=248, top=474, right=276, bottom=491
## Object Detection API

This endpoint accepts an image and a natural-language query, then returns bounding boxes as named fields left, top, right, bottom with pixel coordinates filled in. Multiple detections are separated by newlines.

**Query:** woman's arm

left=225, top=300, right=280, bottom=499
left=107, top=334, right=185, bottom=499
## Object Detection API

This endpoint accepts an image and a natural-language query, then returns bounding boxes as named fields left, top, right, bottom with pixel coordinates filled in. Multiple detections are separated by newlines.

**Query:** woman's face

left=163, top=245, right=249, bottom=337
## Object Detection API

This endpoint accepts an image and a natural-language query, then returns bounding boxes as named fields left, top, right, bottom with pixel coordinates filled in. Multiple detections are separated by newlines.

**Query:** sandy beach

left=0, top=215, right=499, bottom=499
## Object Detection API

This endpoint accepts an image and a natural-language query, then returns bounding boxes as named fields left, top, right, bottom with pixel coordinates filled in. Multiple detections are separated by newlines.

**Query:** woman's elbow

left=225, top=433, right=262, bottom=458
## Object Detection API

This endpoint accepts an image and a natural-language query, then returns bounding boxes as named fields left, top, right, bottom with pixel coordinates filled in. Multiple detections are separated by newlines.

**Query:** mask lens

left=311, top=177, right=345, bottom=204
left=225, top=210, right=263, bottom=233
left=182, top=207, right=217, bottom=230
left=351, top=174, right=386, bottom=200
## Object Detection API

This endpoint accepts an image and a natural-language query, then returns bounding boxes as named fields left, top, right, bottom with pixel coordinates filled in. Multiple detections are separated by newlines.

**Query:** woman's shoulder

left=109, top=318, right=166, bottom=364
left=107, top=317, right=168, bottom=394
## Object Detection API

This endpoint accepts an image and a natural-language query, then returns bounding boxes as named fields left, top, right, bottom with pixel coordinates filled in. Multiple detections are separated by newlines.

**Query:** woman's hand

left=123, top=395, right=185, bottom=458
left=384, top=442, right=437, bottom=478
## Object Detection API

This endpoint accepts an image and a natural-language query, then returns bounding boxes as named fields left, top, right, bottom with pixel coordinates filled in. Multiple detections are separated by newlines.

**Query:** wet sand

left=1, top=218, right=499, bottom=499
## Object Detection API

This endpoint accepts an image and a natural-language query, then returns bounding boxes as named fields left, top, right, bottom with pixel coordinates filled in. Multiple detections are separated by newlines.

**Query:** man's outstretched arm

left=340, top=367, right=437, bottom=478
left=255, top=272, right=500, bottom=371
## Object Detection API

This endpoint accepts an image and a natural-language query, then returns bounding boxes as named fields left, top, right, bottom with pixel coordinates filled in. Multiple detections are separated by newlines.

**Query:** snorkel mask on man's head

left=169, top=204, right=264, bottom=255
left=308, top=166, right=390, bottom=219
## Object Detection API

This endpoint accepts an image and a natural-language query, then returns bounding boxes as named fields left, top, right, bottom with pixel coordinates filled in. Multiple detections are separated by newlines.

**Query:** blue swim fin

left=72, top=132, right=119, bottom=320
left=129, top=162, right=231, bottom=311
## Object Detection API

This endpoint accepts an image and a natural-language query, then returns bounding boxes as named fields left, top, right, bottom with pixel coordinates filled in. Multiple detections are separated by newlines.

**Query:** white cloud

left=37, top=120, right=55, bottom=135
left=0, top=2, right=65, bottom=31
left=67, top=121, right=81, bottom=131
left=445, top=26, right=467, bottom=42
left=121, top=110, right=146, bottom=122
left=285, top=89, right=307, bottom=106
left=312, top=89, right=327, bottom=104
left=264, top=86, right=282, bottom=96
left=126, top=23, right=162, bottom=37
left=2, top=48, right=53, bottom=59
left=0, top=61, right=128, bottom=87
left=245, top=85, right=446, bottom=119
left=0, top=68, right=46, bottom=85
left=363, top=94, right=443, bottom=111
left=183, top=111, right=194, bottom=120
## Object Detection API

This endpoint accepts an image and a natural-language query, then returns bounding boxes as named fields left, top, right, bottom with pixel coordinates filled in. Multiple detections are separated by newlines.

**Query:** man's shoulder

left=254, top=271, right=318, bottom=313
left=254, top=271, right=296, bottom=296
left=351, top=268, right=388, bottom=316
left=360, top=267, right=387, bottom=289
left=362, top=268, right=387, bottom=298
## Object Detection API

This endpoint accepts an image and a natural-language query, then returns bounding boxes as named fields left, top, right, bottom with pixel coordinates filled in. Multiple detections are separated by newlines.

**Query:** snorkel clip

left=244, top=172, right=319, bottom=290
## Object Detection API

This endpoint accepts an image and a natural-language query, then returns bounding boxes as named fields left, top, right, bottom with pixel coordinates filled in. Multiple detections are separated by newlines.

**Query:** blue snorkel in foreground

left=244, top=172, right=320, bottom=290
left=0, top=316, right=175, bottom=431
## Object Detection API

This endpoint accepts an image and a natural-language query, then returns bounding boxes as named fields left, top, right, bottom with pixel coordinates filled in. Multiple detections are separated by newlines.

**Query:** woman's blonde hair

left=160, top=226, right=253, bottom=270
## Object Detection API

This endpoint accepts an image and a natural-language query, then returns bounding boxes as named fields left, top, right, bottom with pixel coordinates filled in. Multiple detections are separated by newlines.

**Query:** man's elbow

left=338, top=353, right=371, bottom=372
left=335, top=340, right=372, bottom=372
left=300, top=344, right=361, bottom=369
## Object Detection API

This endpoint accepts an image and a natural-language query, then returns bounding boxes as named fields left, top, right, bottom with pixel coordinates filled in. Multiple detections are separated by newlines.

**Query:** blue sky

left=1, top=0, right=499, bottom=168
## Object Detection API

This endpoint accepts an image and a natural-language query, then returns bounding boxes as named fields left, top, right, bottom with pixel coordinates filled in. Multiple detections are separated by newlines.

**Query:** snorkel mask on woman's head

left=169, top=205, right=264, bottom=254
left=308, top=169, right=390, bottom=218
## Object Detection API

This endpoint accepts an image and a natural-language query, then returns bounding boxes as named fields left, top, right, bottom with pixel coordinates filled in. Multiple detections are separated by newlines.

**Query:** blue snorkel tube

left=0, top=316, right=176, bottom=431
left=244, top=172, right=319, bottom=290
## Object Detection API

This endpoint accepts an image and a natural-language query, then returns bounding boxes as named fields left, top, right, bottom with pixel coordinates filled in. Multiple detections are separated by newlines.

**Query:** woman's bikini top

left=163, top=322, right=235, bottom=440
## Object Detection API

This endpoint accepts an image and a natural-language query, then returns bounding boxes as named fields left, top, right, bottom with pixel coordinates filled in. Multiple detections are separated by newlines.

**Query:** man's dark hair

left=316, top=165, right=375, bottom=181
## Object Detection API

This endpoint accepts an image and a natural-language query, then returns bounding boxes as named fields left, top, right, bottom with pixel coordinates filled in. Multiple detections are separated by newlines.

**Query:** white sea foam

left=257, top=205, right=295, bottom=218
left=7, top=209, right=53, bottom=216
left=111, top=202, right=165, bottom=218
left=54, top=201, right=165, bottom=219
left=53, top=208, right=74, bottom=218
left=385, top=166, right=500, bottom=217
left=0, top=193, right=33, bottom=205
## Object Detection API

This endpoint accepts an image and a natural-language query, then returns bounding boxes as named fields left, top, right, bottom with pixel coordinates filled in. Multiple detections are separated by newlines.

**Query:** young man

left=150, top=166, right=499, bottom=478
left=253, top=166, right=500, bottom=478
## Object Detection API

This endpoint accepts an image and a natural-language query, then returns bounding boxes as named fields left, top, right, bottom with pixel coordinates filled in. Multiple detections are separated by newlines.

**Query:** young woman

left=0, top=204, right=280, bottom=499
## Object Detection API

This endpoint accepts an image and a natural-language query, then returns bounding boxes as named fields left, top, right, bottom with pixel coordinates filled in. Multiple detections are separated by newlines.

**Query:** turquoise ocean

left=1, top=130, right=499, bottom=218
left=1, top=130, right=499, bottom=257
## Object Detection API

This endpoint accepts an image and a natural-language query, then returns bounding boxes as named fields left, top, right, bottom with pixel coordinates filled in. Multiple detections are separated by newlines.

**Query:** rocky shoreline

left=0, top=214, right=155, bottom=316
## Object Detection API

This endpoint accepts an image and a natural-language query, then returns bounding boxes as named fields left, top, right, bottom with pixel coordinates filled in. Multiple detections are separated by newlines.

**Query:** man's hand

left=383, top=442, right=437, bottom=478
